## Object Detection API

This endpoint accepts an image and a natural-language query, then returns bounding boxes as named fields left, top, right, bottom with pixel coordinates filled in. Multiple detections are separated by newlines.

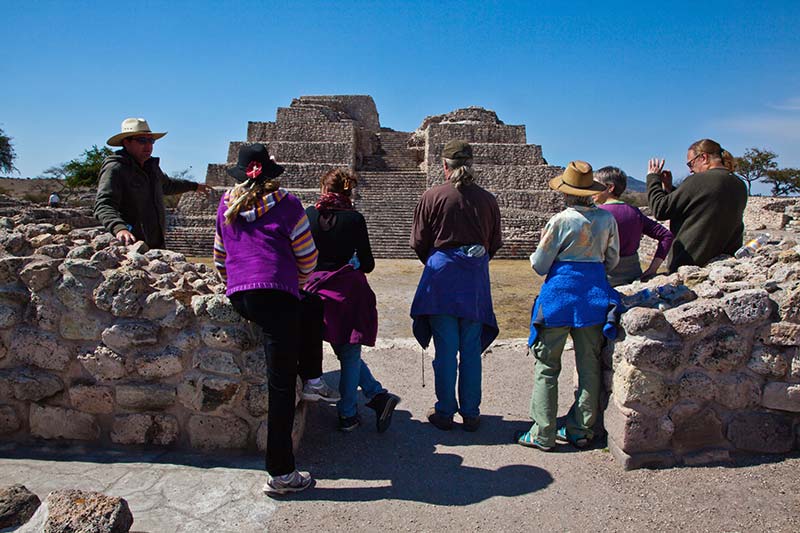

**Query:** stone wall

left=605, top=242, right=800, bottom=468
left=0, top=219, right=305, bottom=452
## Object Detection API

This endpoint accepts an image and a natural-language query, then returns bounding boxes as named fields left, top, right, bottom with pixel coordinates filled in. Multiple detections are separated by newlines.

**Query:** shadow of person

left=291, top=406, right=553, bottom=504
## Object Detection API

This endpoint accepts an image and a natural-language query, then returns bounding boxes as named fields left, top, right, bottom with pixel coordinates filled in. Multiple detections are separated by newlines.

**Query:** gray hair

left=594, top=166, right=628, bottom=196
left=564, top=194, right=594, bottom=207
left=444, top=157, right=475, bottom=189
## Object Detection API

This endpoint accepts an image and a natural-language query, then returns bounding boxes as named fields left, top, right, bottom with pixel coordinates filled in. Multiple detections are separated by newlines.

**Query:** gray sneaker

left=263, top=470, right=313, bottom=495
left=302, top=380, right=341, bottom=402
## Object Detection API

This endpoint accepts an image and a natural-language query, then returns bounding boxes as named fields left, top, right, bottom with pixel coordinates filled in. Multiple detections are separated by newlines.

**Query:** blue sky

left=3, top=0, right=799, bottom=194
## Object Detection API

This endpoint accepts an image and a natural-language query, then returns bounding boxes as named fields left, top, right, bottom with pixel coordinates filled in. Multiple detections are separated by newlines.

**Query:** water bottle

left=734, top=234, right=770, bottom=259
left=348, top=251, right=360, bottom=270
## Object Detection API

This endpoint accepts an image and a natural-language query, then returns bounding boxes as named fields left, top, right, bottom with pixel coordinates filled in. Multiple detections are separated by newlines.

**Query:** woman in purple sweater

left=594, top=166, right=674, bottom=286
left=213, top=144, right=337, bottom=495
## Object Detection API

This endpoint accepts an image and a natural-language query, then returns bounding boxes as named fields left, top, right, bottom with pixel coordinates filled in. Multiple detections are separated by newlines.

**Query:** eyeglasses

left=685, top=152, right=704, bottom=171
left=130, top=136, right=156, bottom=145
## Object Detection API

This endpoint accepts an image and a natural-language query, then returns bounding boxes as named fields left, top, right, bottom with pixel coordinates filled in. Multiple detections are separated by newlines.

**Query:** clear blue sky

left=3, top=0, right=799, bottom=194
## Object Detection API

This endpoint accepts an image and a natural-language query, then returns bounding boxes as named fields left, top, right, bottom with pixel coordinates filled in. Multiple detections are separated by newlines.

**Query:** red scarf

left=315, top=192, right=353, bottom=212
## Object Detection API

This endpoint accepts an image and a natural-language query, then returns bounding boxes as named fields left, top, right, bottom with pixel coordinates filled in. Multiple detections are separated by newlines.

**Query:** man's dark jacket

left=94, top=149, right=197, bottom=248
left=647, top=167, right=747, bottom=271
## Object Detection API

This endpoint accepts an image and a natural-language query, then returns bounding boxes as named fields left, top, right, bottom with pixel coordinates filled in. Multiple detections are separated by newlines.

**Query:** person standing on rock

left=410, top=139, right=503, bottom=432
left=95, top=117, right=210, bottom=248
left=303, top=168, right=401, bottom=433
left=593, top=166, right=674, bottom=285
left=213, top=143, right=338, bottom=495
left=516, top=161, right=621, bottom=452
left=646, top=139, right=747, bottom=271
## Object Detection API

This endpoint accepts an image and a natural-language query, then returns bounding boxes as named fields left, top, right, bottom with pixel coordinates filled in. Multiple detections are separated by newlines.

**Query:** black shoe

left=462, top=415, right=480, bottom=432
left=338, top=414, right=360, bottom=432
left=366, top=392, right=401, bottom=433
left=426, top=407, right=453, bottom=431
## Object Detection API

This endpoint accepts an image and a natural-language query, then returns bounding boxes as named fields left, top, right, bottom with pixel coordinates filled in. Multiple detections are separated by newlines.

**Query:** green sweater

left=646, top=168, right=747, bottom=272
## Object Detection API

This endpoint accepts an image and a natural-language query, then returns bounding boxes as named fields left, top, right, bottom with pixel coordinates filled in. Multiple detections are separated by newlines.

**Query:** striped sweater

left=214, top=188, right=317, bottom=298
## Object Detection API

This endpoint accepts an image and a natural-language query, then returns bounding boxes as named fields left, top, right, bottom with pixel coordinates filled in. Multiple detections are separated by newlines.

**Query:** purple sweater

left=599, top=200, right=674, bottom=259
left=214, top=189, right=317, bottom=298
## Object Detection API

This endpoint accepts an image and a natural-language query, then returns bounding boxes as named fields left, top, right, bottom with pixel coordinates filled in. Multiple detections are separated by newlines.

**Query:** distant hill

left=626, top=176, right=647, bottom=193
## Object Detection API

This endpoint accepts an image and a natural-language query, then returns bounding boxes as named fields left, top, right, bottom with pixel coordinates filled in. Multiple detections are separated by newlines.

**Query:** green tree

left=0, top=127, right=17, bottom=175
left=43, top=145, right=113, bottom=189
left=735, top=147, right=778, bottom=195
left=764, top=167, right=800, bottom=196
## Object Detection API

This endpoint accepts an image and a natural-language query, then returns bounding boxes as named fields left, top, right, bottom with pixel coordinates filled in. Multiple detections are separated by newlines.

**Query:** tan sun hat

left=548, top=160, right=606, bottom=196
left=106, top=118, right=167, bottom=146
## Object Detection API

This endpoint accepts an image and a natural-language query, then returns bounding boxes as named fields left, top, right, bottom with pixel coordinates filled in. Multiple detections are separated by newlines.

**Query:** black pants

left=229, top=289, right=323, bottom=476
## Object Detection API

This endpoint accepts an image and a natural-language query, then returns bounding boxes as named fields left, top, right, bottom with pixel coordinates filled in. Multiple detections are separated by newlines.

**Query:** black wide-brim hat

left=227, top=143, right=285, bottom=183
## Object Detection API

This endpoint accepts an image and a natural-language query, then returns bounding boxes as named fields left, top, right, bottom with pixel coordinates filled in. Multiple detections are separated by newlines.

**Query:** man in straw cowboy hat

left=410, top=139, right=503, bottom=432
left=95, top=117, right=210, bottom=248
left=515, top=161, right=621, bottom=452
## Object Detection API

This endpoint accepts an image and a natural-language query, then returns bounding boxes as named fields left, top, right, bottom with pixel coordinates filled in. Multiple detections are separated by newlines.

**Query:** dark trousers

left=229, top=289, right=323, bottom=476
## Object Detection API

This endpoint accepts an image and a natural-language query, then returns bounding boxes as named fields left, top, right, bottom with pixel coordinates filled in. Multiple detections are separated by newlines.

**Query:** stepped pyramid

left=166, top=96, right=564, bottom=259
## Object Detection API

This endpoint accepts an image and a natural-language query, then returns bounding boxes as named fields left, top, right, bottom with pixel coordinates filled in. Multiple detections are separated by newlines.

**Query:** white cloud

left=767, top=97, right=800, bottom=111
left=716, top=114, right=800, bottom=141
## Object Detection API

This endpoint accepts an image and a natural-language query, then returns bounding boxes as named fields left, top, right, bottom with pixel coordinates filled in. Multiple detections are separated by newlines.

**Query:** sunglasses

left=130, top=136, right=156, bottom=145
left=685, top=152, right=703, bottom=170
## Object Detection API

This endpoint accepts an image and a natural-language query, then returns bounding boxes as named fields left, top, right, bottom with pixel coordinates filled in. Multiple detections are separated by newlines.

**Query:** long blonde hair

left=444, top=158, right=476, bottom=189
left=688, top=139, right=736, bottom=172
left=223, top=178, right=280, bottom=224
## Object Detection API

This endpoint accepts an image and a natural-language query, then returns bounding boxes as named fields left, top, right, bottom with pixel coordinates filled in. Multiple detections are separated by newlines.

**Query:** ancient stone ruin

left=0, top=219, right=305, bottom=453
left=167, top=95, right=564, bottom=258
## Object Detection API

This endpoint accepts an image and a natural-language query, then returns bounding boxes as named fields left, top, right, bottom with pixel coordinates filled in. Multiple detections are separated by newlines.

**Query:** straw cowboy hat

left=227, top=143, right=285, bottom=183
left=548, top=161, right=606, bottom=196
left=106, top=118, right=167, bottom=146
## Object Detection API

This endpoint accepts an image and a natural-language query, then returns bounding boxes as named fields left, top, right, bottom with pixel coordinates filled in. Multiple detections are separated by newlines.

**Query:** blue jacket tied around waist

left=528, top=261, right=621, bottom=346
left=410, top=248, right=499, bottom=352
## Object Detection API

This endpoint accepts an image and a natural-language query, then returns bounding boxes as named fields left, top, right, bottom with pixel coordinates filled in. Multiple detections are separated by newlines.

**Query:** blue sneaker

left=556, top=426, right=589, bottom=448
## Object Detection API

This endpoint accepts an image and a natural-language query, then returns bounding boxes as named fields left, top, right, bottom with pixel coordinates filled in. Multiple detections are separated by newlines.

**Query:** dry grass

left=192, top=257, right=538, bottom=339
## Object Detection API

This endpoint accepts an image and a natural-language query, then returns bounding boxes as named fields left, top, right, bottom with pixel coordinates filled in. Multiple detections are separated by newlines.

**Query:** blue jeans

left=332, top=343, right=385, bottom=418
left=428, top=314, right=482, bottom=418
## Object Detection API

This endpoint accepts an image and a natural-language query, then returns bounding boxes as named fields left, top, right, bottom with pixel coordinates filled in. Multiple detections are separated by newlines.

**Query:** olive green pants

left=529, top=324, right=604, bottom=447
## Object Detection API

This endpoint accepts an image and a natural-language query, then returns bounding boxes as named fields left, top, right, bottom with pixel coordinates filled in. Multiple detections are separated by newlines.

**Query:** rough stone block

left=678, top=372, right=716, bottom=403
left=93, top=267, right=154, bottom=317
left=101, top=320, right=160, bottom=354
left=690, top=326, right=749, bottom=372
left=10, top=328, right=71, bottom=371
left=59, top=258, right=102, bottom=279
left=615, top=337, right=682, bottom=371
left=177, top=374, right=240, bottom=412
left=721, top=289, right=775, bottom=325
left=142, top=291, right=191, bottom=329
left=133, top=347, right=183, bottom=378
left=19, top=259, right=60, bottom=292
left=663, top=301, right=726, bottom=338
left=78, top=345, right=128, bottom=381
left=714, top=373, right=762, bottom=409
left=620, top=308, right=676, bottom=340
left=191, top=294, right=242, bottom=323
left=110, top=413, right=179, bottom=445
left=0, top=484, right=41, bottom=530
left=747, top=344, right=790, bottom=378
left=29, top=405, right=99, bottom=440
left=0, top=405, right=20, bottom=434
left=187, top=415, right=249, bottom=449
left=246, top=383, right=268, bottom=417
left=0, top=365, right=63, bottom=401
left=671, top=406, right=726, bottom=454
left=607, top=435, right=677, bottom=470
left=36, top=490, right=133, bottom=533
left=59, top=313, right=107, bottom=341
left=779, top=285, right=800, bottom=323
left=200, top=324, right=253, bottom=352
left=681, top=448, right=732, bottom=466
left=115, top=383, right=176, bottom=410
left=761, top=382, right=800, bottom=412
left=26, top=292, right=61, bottom=332
left=69, top=384, right=114, bottom=414
left=0, top=301, right=23, bottom=328
left=172, top=329, right=201, bottom=354
left=603, top=401, right=673, bottom=453
left=256, top=420, right=267, bottom=452
left=612, top=360, right=677, bottom=411
left=708, top=264, right=746, bottom=283
left=242, top=349, right=266, bottom=378
left=727, top=412, right=794, bottom=453
left=193, top=350, right=241, bottom=376
left=757, top=321, right=800, bottom=346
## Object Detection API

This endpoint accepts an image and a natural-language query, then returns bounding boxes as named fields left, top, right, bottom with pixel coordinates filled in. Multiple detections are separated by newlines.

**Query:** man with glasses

left=95, top=117, right=210, bottom=248
left=646, top=138, right=747, bottom=272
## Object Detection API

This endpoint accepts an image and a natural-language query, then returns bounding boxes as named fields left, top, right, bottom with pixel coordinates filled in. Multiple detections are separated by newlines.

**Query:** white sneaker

left=302, top=380, right=341, bottom=402
left=263, top=470, right=313, bottom=495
